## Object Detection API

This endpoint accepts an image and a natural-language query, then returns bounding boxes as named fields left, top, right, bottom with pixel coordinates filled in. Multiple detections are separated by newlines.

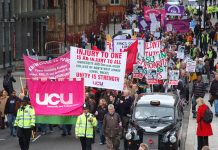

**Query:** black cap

left=82, top=103, right=90, bottom=110
left=21, top=96, right=30, bottom=102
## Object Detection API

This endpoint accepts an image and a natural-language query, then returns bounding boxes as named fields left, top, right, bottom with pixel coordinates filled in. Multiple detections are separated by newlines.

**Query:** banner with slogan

left=134, top=40, right=167, bottom=82
left=134, top=52, right=168, bottom=82
left=164, top=19, right=190, bottom=33
left=23, top=53, right=78, bottom=124
left=143, top=6, right=165, bottom=25
left=165, top=4, right=185, bottom=16
left=70, top=47, right=127, bottom=90
left=169, top=70, right=180, bottom=85
left=113, top=39, right=144, bottom=57
left=28, top=79, right=84, bottom=116
left=23, top=52, right=70, bottom=79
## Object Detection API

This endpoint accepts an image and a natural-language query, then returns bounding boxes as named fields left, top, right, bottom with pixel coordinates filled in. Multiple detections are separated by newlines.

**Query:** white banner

left=70, top=47, right=127, bottom=90
left=113, top=39, right=144, bottom=58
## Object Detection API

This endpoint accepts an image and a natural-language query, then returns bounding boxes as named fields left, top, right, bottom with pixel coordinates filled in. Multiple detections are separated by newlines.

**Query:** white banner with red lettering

left=70, top=47, right=127, bottom=90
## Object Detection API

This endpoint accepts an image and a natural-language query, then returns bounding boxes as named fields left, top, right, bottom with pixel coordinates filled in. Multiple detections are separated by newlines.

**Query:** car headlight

left=169, top=135, right=177, bottom=143
left=126, top=132, right=132, bottom=140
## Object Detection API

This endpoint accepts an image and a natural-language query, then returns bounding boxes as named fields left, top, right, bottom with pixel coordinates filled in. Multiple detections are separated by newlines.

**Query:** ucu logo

left=36, top=93, right=73, bottom=105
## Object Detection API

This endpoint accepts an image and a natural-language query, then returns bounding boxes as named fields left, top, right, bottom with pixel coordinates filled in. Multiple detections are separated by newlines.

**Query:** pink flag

left=28, top=79, right=84, bottom=116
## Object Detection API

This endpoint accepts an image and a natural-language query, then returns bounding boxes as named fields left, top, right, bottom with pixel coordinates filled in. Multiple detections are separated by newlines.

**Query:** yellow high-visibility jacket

left=14, top=105, right=35, bottom=128
left=75, top=113, right=97, bottom=138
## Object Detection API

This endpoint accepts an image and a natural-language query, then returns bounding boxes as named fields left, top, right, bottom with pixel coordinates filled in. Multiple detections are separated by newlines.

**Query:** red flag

left=92, top=46, right=100, bottom=51
left=124, top=40, right=138, bottom=74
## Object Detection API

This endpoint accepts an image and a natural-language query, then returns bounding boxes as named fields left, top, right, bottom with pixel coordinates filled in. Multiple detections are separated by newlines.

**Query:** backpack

left=3, top=76, right=10, bottom=88
left=203, top=106, right=213, bottom=123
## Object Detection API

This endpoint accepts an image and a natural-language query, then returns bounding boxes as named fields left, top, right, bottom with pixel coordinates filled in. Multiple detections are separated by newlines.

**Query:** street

left=0, top=74, right=190, bottom=150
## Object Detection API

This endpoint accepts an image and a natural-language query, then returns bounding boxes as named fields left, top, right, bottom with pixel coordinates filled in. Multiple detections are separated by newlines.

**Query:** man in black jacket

left=117, top=89, right=133, bottom=136
left=3, top=69, right=16, bottom=95
left=191, top=74, right=206, bottom=118
left=209, top=74, right=218, bottom=116
left=4, top=90, right=20, bottom=136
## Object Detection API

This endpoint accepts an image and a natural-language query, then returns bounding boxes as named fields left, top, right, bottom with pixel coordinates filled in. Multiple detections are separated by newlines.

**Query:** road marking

left=0, top=139, right=6, bottom=141
left=32, top=135, right=41, bottom=142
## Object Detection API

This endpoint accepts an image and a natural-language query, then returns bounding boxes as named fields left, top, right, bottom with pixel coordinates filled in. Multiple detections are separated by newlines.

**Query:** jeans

left=214, top=99, right=218, bottom=115
left=7, top=114, right=16, bottom=136
left=192, top=97, right=197, bottom=114
left=98, top=121, right=105, bottom=143
left=62, top=124, right=72, bottom=135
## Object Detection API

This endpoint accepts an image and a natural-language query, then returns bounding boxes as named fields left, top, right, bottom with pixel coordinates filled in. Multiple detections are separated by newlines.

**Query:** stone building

left=0, top=0, right=138, bottom=68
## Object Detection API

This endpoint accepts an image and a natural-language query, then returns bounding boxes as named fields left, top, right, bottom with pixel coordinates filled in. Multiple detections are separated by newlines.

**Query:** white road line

left=0, top=139, right=6, bottom=141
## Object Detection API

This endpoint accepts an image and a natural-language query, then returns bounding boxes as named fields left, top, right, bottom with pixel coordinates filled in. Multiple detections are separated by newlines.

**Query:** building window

left=110, top=0, right=119, bottom=5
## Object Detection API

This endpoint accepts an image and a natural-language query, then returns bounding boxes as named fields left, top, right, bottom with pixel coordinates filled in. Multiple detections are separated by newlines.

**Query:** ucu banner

left=28, top=79, right=84, bottom=116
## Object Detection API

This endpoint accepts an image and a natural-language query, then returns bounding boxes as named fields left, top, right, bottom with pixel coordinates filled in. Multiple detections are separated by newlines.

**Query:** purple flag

left=165, top=4, right=185, bottom=16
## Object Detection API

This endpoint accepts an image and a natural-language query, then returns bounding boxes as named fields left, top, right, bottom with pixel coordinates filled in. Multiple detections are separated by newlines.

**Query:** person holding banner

left=14, top=97, right=35, bottom=150
left=75, top=103, right=97, bottom=150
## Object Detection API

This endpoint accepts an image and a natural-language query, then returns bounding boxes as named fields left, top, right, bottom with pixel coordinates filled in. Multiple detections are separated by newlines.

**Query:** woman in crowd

left=196, top=98, right=213, bottom=150
left=0, top=90, right=9, bottom=129
left=95, top=98, right=108, bottom=145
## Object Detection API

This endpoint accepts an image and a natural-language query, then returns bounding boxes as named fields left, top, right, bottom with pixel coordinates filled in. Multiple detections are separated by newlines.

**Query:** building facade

left=0, top=0, right=135, bottom=68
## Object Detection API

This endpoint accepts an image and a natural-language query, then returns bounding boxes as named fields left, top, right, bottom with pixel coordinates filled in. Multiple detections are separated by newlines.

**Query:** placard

left=70, top=47, right=127, bottom=90
left=169, top=70, right=180, bottom=85
left=177, top=45, right=185, bottom=59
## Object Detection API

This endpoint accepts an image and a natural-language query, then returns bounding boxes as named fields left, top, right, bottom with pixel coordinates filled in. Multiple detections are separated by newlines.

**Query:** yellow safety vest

left=75, top=113, right=97, bottom=138
left=14, top=105, right=35, bottom=128
left=207, top=50, right=213, bottom=59
left=201, top=34, right=209, bottom=43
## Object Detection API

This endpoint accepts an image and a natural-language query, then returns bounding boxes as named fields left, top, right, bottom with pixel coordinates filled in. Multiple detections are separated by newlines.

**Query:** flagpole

left=20, top=76, right=24, bottom=93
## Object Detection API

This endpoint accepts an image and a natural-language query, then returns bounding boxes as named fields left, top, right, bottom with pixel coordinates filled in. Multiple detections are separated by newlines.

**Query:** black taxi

left=124, top=93, right=183, bottom=150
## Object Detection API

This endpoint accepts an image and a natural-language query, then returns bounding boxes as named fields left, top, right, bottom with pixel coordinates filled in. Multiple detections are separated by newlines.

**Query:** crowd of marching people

left=0, top=1, right=218, bottom=150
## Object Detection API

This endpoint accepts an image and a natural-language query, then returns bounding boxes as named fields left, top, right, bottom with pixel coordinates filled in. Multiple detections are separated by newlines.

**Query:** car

left=124, top=93, right=183, bottom=150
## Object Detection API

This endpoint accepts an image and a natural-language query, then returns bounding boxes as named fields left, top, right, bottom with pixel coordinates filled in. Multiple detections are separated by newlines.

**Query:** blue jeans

left=214, top=99, right=218, bottom=115
left=7, top=114, right=16, bottom=136
left=98, top=121, right=105, bottom=143
left=192, top=97, right=197, bottom=114
left=62, top=125, right=72, bottom=135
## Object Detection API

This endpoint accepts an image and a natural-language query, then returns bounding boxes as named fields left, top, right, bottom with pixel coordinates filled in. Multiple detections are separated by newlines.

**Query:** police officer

left=14, top=97, right=35, bottom=150
left=75, top=103, right=97, bottom=150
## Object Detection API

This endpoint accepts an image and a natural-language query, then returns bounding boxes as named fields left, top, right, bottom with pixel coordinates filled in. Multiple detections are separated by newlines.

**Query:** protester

left=81, top=31, right=88, bottom=49
left=3, top=69, right=16, bottom=95
left=0, top=90, right=9, bottom=129
left=103, top=104, right=122, bottom=150
left=95, top=98, right=107, bottom=145
left=191, top=74, right=206, bottom=118
left=196, top=97, right=213, bottom=150
left=61, top=124, right=72, bottom=136
left=117, top=89, right=133, bottom=138
left=209, top=74, right=218, bottom=116
left=4, top=90, right=20, bottom=136
left=14, top=97, right=35, bottom=150
left=202, top=145, right=210, bottom=150
left=75, top=103, right=97, bottom=150
left=138, top=143, right=149, bottom=150
left=200, top=31, right=209, bottom=55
